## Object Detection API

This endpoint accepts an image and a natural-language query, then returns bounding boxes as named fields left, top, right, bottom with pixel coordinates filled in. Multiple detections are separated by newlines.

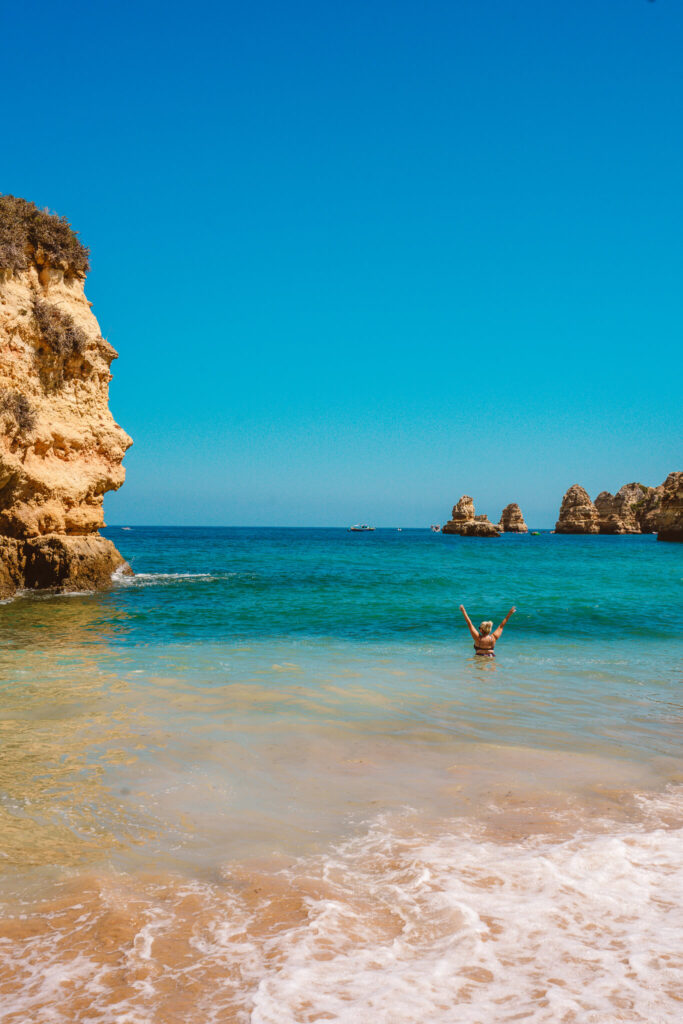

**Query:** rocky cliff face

left=461, top=518, right=501, bottom=537
left=657, top=472, right=683, bottom=542
left=555, top=485, right=600, bottom=534
left=634, top=484, right=665, bottom=533
left=0, top=196, right=131, bottom=598
left=498, top=503, right=528, bottom=533
left=593, top=481, right=668, bottom=534
left=594, top=483, right=644, bottom=534
left=442, top=495, right=475, bottom=534
left=442, top=496, right=501, bottom=537
left=557, top=476, right=678, bottom=537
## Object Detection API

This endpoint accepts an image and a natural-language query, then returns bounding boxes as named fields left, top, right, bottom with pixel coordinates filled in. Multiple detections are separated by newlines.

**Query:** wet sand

left=2, top=779, right=682, bottom=1024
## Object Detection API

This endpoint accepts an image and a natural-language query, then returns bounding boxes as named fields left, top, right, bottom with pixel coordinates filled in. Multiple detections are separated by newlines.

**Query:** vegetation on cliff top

left=0, top=195, right=90, bottom=277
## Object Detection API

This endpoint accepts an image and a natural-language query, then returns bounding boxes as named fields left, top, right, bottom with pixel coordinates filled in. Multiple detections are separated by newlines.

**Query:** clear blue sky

left=3, top=0, right=681, bottom=526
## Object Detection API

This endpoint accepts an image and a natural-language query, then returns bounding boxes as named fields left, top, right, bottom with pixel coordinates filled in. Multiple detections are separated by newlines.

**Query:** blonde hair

left=479, top=621, right=493, bottom=636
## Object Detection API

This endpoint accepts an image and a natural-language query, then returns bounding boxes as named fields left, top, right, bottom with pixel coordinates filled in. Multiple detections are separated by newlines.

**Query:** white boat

left=430, top=524, right=441, bottom=533
left=348, top=524, right=375, bottom=532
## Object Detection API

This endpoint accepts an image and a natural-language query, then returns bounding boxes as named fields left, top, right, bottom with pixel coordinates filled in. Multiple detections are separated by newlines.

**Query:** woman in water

left=459, top=604, right=516, bottom=657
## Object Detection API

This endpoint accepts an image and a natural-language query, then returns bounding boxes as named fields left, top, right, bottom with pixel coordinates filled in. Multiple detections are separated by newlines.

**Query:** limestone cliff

left=555, top=485, right=600, bottom=534
left=0, top=195, right=131, bottom=597
left=657, top=472, right=683, bottom=542
left=557, top=476, right=679, bottom=537
left=594, top=483, right=644, bottom=534
left=461, top=518, right=501, bottom=537
left=498, top=503, right=528, bottom=533
left=634, top=484, right=665, bottom=533
left=593, top=481, right=669, bottom=534
left=442, top=496, right=501, bottom=537
left=442, top=495, right=475, bottom=534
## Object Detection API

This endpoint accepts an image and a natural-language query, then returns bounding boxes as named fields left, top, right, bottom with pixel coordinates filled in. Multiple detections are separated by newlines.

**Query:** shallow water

left=0, top=528, right=681, bottom=1021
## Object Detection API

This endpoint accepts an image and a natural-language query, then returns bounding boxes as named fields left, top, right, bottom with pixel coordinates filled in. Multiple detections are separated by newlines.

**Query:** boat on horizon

left=348, top=524, right=375, bottom=532
left=430, top=524, right=441, bottom=533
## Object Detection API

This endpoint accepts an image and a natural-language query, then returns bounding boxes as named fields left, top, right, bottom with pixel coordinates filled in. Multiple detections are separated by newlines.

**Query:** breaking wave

left=111, top=567, right=219, bottom=587
left=1, top=790, right=682, bottom=1023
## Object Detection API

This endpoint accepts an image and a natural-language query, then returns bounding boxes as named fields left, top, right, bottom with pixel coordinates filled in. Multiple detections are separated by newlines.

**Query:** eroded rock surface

left=0, top=197, right=131, bottom=597
left=635, top=484, right=665, bottom=533
left=657, top=472, right=683, bottom=542
left=555, top=485, right=600, bottom=534
left=499, top=503, right=528, bottom=533
left=594, top=483, right=644, bottom=534
left=1, top=535, right=127, bottom=593
left=443, top=496, right=501, bottom=536
left=461, top=519, right=501, bottom=537
left=442, top=495, right=475, bottom=534
left=556, top=476, right=679, bottom=537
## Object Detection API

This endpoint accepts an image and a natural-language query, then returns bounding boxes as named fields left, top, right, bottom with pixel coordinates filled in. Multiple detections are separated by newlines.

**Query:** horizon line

left=101, top=523, right=557, bottom=531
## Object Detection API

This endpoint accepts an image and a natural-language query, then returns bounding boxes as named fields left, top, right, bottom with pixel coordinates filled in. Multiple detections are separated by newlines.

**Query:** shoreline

left=0, top=527, right=680, bottom=1021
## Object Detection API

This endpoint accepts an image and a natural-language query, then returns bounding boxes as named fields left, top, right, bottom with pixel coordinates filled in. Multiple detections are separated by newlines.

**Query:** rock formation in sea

left=593, top=481, right=670, bottom=534
left=555, top=485, right=600, bottom=534
left=636, top=485, right=666, bottom=534
left=498, top=503, right=528, bottom=533
left=594, top=483, right=644, bottom=534
left=0, top=195, right=132, bottom=598
left=442, top=495, right=474, bottom=534
left=637, top=484, right=670, bottom=533
left=442, top=496, right=501, bottom=537
left=556, top=475, right=681, bottom=536
left=657, top=472, right=683, bottom=542
left=461, top=518, right=501, bottom=537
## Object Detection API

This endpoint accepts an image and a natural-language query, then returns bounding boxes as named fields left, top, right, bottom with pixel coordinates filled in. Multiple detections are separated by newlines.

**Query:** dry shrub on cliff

left=33, top=300, right=89, bottom=389
left=0, top=195, right=90, bottom=276
left=33, top=300, right=87, bottom=358
left=0, top=389, right=36, bottom=433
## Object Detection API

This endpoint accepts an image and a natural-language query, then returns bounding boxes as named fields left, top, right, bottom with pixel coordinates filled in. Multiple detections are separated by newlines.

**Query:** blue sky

left=3, top=0, right=681, bottom=526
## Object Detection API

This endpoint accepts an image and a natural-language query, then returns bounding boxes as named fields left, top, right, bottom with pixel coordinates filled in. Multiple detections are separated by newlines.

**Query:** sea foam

left=1, top=791, right=681, bottom=1024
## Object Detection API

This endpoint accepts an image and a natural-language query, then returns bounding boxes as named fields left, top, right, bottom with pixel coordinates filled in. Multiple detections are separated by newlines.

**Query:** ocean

left=0, top=527, right=681, bottom=1022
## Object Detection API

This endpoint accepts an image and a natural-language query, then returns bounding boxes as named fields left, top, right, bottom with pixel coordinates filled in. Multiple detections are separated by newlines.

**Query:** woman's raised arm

left=493, top=606, right=516, bottom=639
left=459, top=604, right=479, bottom=640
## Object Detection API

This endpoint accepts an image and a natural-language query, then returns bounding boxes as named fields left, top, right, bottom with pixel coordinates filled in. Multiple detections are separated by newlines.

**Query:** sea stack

left=442, top=495, right=475, bottom=534
left=594, top=483, right=643, bottom=534
left=556, top=476, right=679, bottom=537
left=462, top=516, right=501, bottom=537
left=498, top=503, right=528, bottom=533
left=637, top=484, right=665, bottom=533
left=0, top=195, right=132, bottom=598
left=593, top=482, right=667, bottom=534
left=657, top=472, right=683, bottom=542
left=442, top=495, right=501, bottom=537
left=555, top=484, right=600, bottom=534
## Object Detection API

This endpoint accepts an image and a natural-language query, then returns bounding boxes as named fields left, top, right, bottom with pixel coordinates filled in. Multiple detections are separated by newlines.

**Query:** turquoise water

left=0, top=528, right=681, bottom=1022
left=5, top=527, right=680, bottom=758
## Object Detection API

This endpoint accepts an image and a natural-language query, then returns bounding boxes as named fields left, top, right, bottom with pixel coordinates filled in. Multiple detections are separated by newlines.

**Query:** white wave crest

left=246, top=800, right=683, bottom=1023
left=1, top=790, right=681, bottom=1023
left=111, top=569, right=217, bottom=587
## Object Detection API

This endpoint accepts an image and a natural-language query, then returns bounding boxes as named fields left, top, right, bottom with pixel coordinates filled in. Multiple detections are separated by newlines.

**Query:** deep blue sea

left=0, top=527, right=681, bottom=1022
